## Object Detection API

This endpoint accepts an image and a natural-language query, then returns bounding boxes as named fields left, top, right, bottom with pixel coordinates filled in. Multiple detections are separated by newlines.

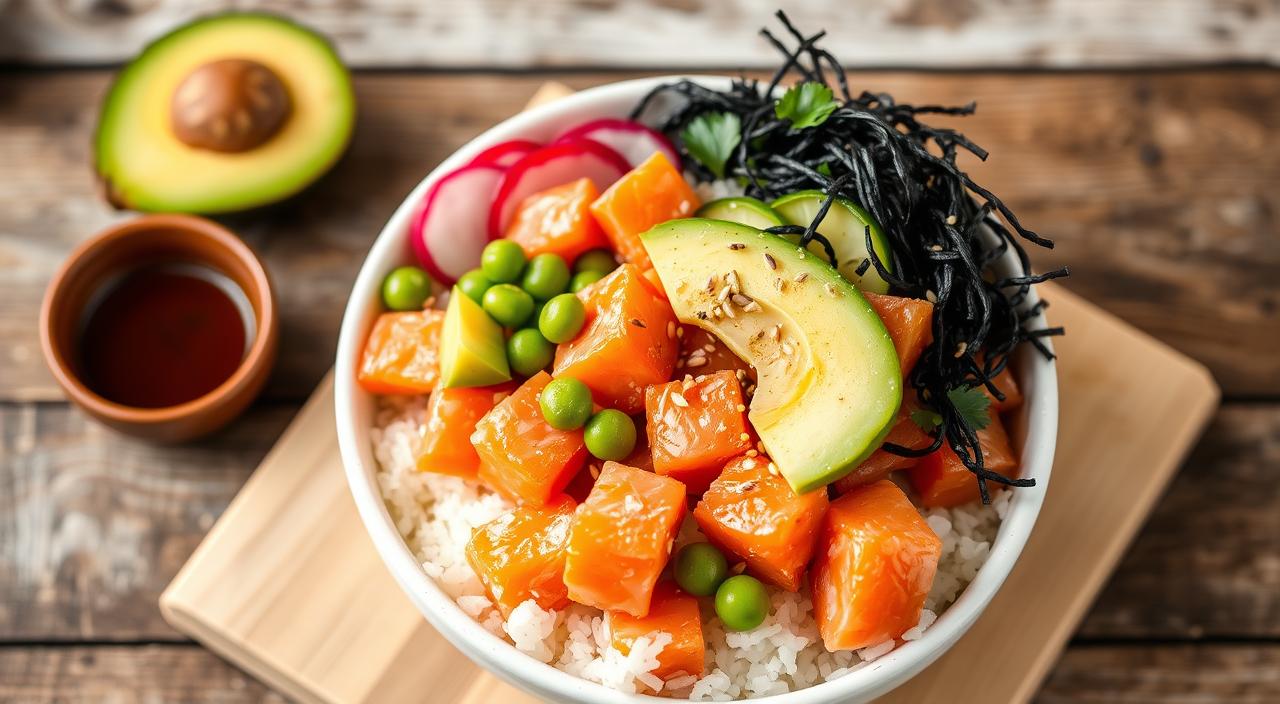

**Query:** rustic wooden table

left=1, top=2, right=1277, bottom=702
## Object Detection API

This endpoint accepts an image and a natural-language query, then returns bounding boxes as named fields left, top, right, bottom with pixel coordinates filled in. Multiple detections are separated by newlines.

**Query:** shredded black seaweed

left=633, top=11, right=1067, bottom=503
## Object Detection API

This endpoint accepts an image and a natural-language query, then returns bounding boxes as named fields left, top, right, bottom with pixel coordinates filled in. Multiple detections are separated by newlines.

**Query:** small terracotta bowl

left=40, top=214, right=278, bottom=442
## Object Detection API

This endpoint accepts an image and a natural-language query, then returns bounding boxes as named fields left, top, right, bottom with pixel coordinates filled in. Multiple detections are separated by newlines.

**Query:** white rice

left=372, top=397, right=1007, bottom=699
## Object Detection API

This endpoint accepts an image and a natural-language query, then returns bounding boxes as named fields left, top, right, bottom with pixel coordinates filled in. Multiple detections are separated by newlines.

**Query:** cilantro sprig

left=909, top=388, right=992, bottom=434
left=774, top=82, right=839, bottom=129
left=680, top=112, right=741, bottom=179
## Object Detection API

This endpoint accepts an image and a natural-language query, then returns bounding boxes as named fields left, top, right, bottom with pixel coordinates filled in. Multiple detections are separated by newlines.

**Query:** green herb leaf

left=774, top=82, right=839, bottom=129
left=909, top=409, right=942, bottom=432
left=947, top=387, right=992, bottom=431
left=681, top=112, right=741, bottom=179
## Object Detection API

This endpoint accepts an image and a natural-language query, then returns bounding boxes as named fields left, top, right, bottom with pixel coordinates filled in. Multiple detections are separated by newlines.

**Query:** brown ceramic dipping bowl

left=40, top=214, right=278, bottom=442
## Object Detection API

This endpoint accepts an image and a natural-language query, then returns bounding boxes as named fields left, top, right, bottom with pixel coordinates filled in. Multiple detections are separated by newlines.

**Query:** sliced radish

left=410, top=162, right=505, bottom=284
left=554, top=118, right=681, bottom=170
left=469, top=139, right=541, bottom=169
left=487, top=139, right=631, bottom=239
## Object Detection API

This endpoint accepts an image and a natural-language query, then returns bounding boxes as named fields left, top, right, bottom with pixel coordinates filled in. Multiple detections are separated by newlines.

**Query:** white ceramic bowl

left=336, top=76, right=1058, bottom=704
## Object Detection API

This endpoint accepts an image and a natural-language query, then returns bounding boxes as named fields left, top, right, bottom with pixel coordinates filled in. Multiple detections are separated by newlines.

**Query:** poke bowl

left=336, top=20, right=1058, bottom=704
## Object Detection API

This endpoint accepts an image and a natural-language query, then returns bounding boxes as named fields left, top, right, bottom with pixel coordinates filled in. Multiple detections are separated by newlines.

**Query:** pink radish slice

left=554, top=118, right=681, bottom=170
left=469, top=139, right=541, bottom=169
left=410, top=162, right=505, bottom=284
left=487, top=139, right=631, bottom=239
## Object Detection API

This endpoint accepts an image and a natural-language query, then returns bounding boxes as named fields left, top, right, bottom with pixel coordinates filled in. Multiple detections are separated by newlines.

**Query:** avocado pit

left=171, top=58, right=291, bottom=153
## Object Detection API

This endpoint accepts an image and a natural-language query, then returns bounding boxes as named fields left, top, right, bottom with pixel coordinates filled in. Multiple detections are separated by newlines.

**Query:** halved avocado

left=642, top=218, right=901, bottom=493
left=770, top=191, right=894, bottom=293
left=695, top=197, right=785, bottom=229
left=95, top=13, right=355, bottom=214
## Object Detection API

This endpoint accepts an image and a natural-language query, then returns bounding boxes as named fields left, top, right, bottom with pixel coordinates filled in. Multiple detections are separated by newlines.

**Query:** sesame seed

left=794, top=272, right=808, bottom=284
left=769, top=324, right=781, bottom=340
left=676, top=327, right=685, bottom=338
left=742, top=459, right=758, bottom=469
left=731, top=562, right=747, bottom=575
left=731, top=294, right=753, bottom=308
left=775, top=278, right=786, bottom=292
left=717, top=286, right=732, bottom=303
left=743, top=301, right=761, bottom=313
left=954, top=341, right=969, bottom=357
left=667, top=321, right=676, bottom=339
left=702, top=343, right=716, bottom=353
left=926, top=290, right=938, bottom=304
left=728, top=242, right=746, bottom=250
left=825, top=282, right=841, bottom=297
left=930, top=244, right=944, bottom=252
left=946, top=214, right=958, bottom=225
left=739, top=480, right=759, bottom=492
left=763, top=252, right=777, bottom=270
left=722, top=303, right=736, bottom=319
left=781, top=342, right=795, bottom=356
left=670, top=392, right=689, bottom=407
left=630, top=318, right=646, bottom=328
left=686, top=357, right=708, bottom=368
left=695, top=374, right=706, bottom=383
left=727, top=270, right=741, bottom=294
left=589, top=464, right=601, bottom=479
left=767, top=463, right=779, bottom=476
left=735, top=404, right=746, bottom=413
left=736, top=370, right=747, bottom=380
left=739, top=432, right=750, bottom=442
left=746, top=449, right=758, bottom=457
left=706, top=275, right=718, bottom=293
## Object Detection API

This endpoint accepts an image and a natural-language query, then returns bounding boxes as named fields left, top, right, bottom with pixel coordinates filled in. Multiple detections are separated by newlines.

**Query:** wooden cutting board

left=160, top=83, right=1220, bottom=703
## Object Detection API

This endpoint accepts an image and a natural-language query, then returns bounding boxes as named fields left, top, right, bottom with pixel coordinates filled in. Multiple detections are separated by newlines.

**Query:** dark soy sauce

left=78, top=263, right=254, bottom=408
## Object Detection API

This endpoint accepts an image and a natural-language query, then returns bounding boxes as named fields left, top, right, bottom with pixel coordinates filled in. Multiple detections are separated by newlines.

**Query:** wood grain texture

left=0, top=403, right=295, bottom=641
left=1, top=70, right=1276, bottom=401
left=3, top=643, right=1278, bottom=703
left=1, top=0, right=1277, bottom=68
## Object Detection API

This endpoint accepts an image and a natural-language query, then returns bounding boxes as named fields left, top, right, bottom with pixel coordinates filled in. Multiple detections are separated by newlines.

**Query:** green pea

left=539, top=377, right=594, bottom=431
left=381, top=266, right=434, bottom=311
left=482, top=284, right=534, bottom=328
left=569, top=270, right=605, bottom=293
left=480, top=240, right=526, bottom=283
left=521, top=253, right=571, bottom=301
left=584, top=409, right=636, bottom=461
left=456, top=269, right=493, bottom=305
left=538, top=293, right=586, bottom=344
left=574, top=249, right=618, bottom=275
left=506, top=328, right=555, bottom=377
left=674, top=543, right=729, bottom=597
left=714, top=575, right=770, bottom=632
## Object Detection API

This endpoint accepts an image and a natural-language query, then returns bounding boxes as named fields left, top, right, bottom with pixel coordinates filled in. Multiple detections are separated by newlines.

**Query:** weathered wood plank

left=1, top=70, right=1275, bottom=401
left=1, top=0, right=1277, bottom=68
left=0, top=403, right=296, bottom=641
left=2, top=643, right=1278, bottom=702
left=2, top=402, right=1275, bottom=643
left=1037, top=644, right=1280, bottom=703
left=1079, top=404, right=1280, bottom=639
left=0, top=645, right=287, bottom=703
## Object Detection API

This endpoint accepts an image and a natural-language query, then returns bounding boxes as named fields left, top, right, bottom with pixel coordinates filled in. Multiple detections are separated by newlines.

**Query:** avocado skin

left=94, top=13, right=355, bottom=214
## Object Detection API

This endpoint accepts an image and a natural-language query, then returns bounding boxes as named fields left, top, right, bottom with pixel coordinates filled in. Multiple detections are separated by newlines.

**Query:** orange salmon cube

left=357, top=310, right=443, bottom=394
left=418, top=383, right=516, bottom=479
left=646, top=370, right=753, bottom=494
left=504, top=178, right=611, bottom=263
left=563, top=462, right=686, bottom=617
left=607, top=582, right=705, bottom=683
left=909, top=414, right=1019, bottom=508
left=553, top=264, right=678, bottom=413
left=812, top=480, right=942, bottom=651
left=465, top=496, right=576, bottom=617
left=473, top=372, right=588, bottom=506
left=694, top=454, right=828, bottom=591
left=863, top=292, right=933, bottom=377
left=590, top=152, right=700, bottom=269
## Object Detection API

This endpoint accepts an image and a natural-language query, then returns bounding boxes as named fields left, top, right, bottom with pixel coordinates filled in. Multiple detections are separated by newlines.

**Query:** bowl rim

left=335, top=75, right=1058, bottom=703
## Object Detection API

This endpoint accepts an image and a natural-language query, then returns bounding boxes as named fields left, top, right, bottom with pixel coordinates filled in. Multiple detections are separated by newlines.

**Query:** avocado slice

left=642, top=218, right=901, bottom=493
left=770, top=191, right=895, bottom=293
left=95, top=13, right=355, bottom=214
left=439, top=287, right=511, bottom=389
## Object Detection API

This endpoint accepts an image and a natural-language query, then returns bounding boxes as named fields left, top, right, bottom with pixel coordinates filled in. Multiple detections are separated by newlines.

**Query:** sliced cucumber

left=770, top=191, right=894, bottom=293
left=695, top=197, right=785, bottom=230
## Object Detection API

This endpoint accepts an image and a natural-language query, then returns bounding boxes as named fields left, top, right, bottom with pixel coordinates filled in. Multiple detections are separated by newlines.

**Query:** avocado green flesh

left=641, top=218, right=901, bottom=493
left=770, top=191, right=894, bottom=294
left=95, top=13, right=355, bottom=214
left=439, top=287, right=511, bottom=389
left=695, top=197, right=785, bottom=230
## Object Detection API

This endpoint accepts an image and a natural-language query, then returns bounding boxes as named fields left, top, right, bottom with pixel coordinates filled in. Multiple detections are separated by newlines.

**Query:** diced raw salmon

left=417, top=383, right=516, bottom=479
left=563, top=462, right=686, bottom=617
left=909, top=414, right=1019, bottom=508
left=590, top=152, right=700, bottom=269
left=504, top=178, right=611, bottom=263
left=357, top=310, right=444, bottom=394
left=553, top=264, right=678, bottom=413
left=607, top=582, right=705, bottom=683
left=645, top=371, right=753, bottom=494
left=465, top=496, right=576, bottom=617
left=693, top=454, right=829, bottom=592
left=863, top=292, right=933, bottom=377
left=472, top=371, right=588, bottom=506
left=811, top=480, right=942, bottom=651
